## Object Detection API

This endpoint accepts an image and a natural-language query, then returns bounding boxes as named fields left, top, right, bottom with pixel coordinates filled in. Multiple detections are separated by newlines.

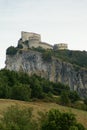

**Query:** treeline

left=0, top=69, right=78, bottom=101
left=0, top=105, right=86, bottom=130
left=0, top=69, right=87, bottom=111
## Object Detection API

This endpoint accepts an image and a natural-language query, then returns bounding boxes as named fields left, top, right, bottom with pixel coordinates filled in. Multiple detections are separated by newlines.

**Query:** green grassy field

left=0, top=99, right=87, bottom=128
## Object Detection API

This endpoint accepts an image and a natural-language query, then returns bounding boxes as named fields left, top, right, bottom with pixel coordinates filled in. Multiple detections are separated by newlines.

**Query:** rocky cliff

left=5, top=49, right=87, bottom=98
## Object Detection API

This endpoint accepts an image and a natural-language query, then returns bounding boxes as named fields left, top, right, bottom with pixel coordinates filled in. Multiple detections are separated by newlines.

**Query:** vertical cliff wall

left=5, top=50, right=87, bottom=97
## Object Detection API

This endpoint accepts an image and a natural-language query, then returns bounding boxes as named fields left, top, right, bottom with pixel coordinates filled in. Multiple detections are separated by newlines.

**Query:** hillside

left=5, top=47, right=87, bottom=98
left=0, top=99, right=87, bottom=129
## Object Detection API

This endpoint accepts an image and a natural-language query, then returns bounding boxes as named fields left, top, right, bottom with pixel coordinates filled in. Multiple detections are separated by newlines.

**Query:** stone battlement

left=21, top=31, right=41, bottom=42
left=19, top=31, right=68, bottom=50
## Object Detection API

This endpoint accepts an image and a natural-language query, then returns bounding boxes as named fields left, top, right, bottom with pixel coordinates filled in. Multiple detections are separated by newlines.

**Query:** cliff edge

left=5, top=49, right=87, bottom=98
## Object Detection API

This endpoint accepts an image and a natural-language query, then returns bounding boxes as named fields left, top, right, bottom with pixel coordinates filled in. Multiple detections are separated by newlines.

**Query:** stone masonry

left=19, top=31, right=68, bottom=50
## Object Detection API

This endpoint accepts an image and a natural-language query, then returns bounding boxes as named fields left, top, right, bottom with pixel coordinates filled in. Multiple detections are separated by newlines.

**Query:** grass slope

left=0, top=99, right=87, bottom=128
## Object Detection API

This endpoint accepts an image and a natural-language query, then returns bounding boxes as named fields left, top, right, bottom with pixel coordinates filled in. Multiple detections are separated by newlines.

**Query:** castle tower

left=53, top=43, right=68, bottom=50
left=29, top=35, right=41, bottom=48
left=21, top=31, right=41, bottom=42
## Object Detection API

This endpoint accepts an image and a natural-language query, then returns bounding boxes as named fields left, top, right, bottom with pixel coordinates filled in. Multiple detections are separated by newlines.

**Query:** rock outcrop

left=5, top=49, right=87, bottom=98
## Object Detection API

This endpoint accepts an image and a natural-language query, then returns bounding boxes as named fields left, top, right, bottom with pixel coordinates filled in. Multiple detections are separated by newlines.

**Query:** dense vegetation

left=0, top=69, right=70, bottom=100
left=0, top=105, right=86, bottom=130
left=0, top=69, right=87, bottom=111
left=33, top=47, right=87, bottom=68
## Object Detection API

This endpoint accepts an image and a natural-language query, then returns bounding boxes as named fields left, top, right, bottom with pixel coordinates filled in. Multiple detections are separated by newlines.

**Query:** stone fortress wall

left=29, top=41, right=53, bottom=49
left=21, top=31, right=41, bottom=42
left=19, top=31, right=68, bottom=50
left=53, top=43, right=68, bottom=50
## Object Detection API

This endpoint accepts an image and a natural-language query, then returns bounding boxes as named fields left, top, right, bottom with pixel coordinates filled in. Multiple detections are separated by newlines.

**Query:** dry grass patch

left=0, top=99, right=87, bottom=128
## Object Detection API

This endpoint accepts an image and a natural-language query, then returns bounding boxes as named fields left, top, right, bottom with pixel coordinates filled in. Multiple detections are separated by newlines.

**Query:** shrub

left=60, top=91, right=70, bottom=106
left=84, top=98, right=87, bottom=105
left=40, top=109, right=85, bottom=130
left=42, top=51, right=52, bottom=62
left=33, top=46, right=46, bottom=53
left=69, top=91, right=80, bottom=103
left=6, top=46, right=18, bottom=55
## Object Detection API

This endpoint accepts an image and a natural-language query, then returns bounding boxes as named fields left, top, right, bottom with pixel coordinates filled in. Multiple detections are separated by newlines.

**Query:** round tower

left=53, top=43, right=68, bottom=50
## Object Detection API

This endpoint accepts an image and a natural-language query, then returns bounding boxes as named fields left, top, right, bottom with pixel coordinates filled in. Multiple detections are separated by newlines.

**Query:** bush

left=33, top=46, right=46, bottom=53
left=40, top=109, right=85, bottom=130
left=60, top=91, right=70, bottom=106
left=42, top=51, right=52, bottom=62
left=6, top=46, right=18, bottom=55
left=76, top=123, right=86, bottom=130
left=69, top=91, right=80, bottom=103
left=69, top=126, right=78, bottom=130
left=73, top=102, right=87, bottom=111
left=84, top=98, right=87, bottom=105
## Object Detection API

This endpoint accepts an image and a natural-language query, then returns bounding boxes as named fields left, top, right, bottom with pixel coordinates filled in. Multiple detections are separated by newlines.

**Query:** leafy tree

left=40, top=109, right=85, bottom=130
left=31, top=78, right=44, bottom=99
left=53, top=83, right=69, bottom=95
left=12, top=84, right=31, bottom=101
left=60, top=91, right=70, bottom=106
left=18, top=72, right=30, bottom=84
left=0, top=85, right=12, bottom=98
left=69, top=91, right=80, bottom=103
left=84, top=98, right=87, bottom=105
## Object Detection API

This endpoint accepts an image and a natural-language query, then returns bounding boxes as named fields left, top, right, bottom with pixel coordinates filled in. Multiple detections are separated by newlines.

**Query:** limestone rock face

left=5, top=50, right=87, bottom=97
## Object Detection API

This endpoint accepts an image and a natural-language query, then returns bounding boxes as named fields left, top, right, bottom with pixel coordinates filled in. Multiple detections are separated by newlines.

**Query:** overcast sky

left=0, top=0, right=87, bottom=68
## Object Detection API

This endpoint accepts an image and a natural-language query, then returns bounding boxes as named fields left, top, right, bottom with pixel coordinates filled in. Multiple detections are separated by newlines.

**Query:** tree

left=40, top=109, right=85, bottom=130
left=31, top=79, right=44, bottom=99
left=12, top=84, right=31, bottom=101
left=60, top=91, right=70, bottom=106
left=84, top=97, right=87, bottom=105
left=69, top=91, right=80, bottom=103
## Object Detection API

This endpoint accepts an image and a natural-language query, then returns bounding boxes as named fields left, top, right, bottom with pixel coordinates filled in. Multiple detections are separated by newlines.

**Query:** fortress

left=18, top=31, right=68, bottom=50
